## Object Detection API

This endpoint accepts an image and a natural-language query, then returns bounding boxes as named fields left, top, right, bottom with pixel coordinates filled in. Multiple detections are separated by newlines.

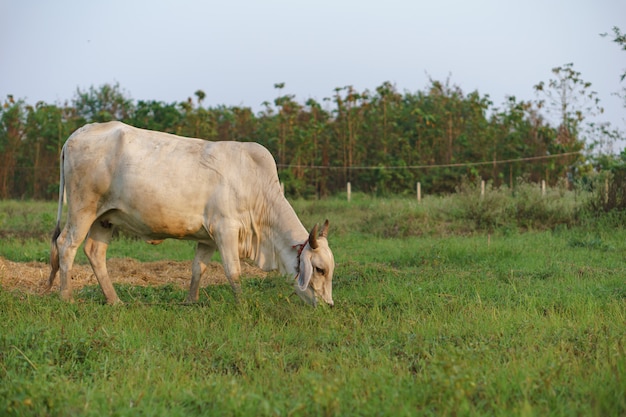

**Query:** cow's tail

left=47, top=147, right=65, bottom=291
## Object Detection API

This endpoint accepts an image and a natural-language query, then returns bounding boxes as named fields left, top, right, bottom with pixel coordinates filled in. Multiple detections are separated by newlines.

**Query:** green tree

left=612, top=27, right=626, bottom=111
left=195, top=89, right=206, bottom=106
left=130, top=100, right=183, bottom=133
left=602, top=26, right=626, bottom=82
left=210, top=106, right=257, bottom=142
left=273, top=83, right=301, bottom=168
left=534, top=63, right=596, bottom=182
left=0, top=96, right=26, bottom=198
left=23, top=102, right=66, bottom=198
left=73, top=82, right=134, bottom=123
left=177, top=95, right=217, bottom=140
left=331, top=86, right=367, bottom=187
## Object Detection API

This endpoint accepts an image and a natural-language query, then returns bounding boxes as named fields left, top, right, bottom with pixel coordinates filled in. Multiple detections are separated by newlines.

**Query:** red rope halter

left=292, top=241, right=307, bottom=279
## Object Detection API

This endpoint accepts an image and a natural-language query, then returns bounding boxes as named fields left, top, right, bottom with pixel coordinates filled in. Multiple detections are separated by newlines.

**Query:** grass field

left=1, top=193, right=625, bottom=416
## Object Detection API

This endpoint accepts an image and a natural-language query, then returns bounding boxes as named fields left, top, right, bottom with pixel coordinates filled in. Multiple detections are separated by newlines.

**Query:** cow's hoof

left=59, top=291, right=73, bottom=302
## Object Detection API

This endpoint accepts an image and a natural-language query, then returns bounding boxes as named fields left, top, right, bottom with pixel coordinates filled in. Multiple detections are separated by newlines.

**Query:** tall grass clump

left=586, top=169, right=626, bottom=213
left=439, top=178, right=585, bottom=233
left=510, top=179, right=583, bottom=229
left=292, top=193, right=434, bottom=238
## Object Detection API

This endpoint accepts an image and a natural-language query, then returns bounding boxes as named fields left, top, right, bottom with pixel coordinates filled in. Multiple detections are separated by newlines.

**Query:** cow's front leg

left=187, top=242, right=216, bottom=303
left=222, top=256, right=242, bottom=302
left=215, top=228, right=242, bottom=302
left=225, top=270, right=242, bottom=301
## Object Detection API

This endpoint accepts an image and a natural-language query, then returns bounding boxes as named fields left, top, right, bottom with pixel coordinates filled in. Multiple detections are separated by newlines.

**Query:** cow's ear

left=297, top=253, right=313, bottom=291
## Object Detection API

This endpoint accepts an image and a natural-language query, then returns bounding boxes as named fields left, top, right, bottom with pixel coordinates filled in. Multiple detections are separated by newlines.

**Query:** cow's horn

left=308, top=224, right=319, bottom=249
left=320, top=219, right=329, bottom=238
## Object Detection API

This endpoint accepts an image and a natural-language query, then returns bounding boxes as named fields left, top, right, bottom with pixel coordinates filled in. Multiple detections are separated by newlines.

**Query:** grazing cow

left=47, top=122, right=335, bottom=306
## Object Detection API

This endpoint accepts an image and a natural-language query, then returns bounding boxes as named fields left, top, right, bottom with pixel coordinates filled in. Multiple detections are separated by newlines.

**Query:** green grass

left=1, top=197, right=626, bottom=416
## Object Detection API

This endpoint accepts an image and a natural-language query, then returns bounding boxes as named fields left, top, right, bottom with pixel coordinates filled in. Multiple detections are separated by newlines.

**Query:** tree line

left=1, top=60, right=625, bottom=200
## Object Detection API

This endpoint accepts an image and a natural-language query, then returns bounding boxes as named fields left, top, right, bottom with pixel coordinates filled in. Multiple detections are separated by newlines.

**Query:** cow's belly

left=100, top=208, right=211, bottom=242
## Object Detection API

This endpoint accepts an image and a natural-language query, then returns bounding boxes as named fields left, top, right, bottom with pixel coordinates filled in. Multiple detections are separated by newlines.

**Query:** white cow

left=47, top=121, right=335, bottom=306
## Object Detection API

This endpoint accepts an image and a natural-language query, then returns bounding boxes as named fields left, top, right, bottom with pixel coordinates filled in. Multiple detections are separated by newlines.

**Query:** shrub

left=586, top=169, right=626, bottom=213
left=443, top=178, right=584, bottom=232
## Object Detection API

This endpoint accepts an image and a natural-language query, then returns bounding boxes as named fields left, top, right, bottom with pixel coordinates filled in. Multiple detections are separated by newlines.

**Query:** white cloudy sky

left=1, top=0, right=625, bottom=136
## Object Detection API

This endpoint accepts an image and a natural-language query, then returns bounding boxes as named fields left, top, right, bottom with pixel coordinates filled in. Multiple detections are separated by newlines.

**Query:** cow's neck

left=265, top=196, right=309, bottom=276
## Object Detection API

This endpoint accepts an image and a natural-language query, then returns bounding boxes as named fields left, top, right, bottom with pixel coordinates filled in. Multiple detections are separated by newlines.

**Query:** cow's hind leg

left=55, top=228, right=79, bottom=301
left=55, top=219, right=93, bottom=302
left=186, top=242, right=217, bottom=303
left=84, top=221, right=120, bottom=305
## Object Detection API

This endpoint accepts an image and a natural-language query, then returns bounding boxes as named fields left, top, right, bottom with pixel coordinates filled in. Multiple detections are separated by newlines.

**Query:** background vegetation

left=2, top=27, right=626, bottom=200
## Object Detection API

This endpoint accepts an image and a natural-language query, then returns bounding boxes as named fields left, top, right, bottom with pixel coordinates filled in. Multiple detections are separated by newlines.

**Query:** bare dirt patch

left=0, top=257, right=267, bottom=295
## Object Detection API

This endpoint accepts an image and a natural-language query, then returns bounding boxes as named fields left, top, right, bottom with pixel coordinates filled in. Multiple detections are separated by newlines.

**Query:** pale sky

left=1, top=0, right=625, bottom=143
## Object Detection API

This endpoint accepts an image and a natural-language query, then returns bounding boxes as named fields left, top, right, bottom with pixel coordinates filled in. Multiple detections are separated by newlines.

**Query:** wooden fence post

left=541, top=180, right=546, bottom=197
left=417, top=182, right=421, bottom=203
left=347, top=182, right=351, bottom=202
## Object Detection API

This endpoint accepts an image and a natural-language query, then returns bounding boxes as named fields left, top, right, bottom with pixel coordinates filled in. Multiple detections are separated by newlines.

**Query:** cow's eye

left=315, top=267, right=325, bottom=275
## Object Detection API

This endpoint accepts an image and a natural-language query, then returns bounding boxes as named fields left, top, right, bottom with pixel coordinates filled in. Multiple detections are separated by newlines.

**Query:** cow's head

left=295, top=220, right=335, bottom=307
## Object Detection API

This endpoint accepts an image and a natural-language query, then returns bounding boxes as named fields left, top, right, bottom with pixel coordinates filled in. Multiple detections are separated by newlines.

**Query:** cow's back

left=64, top=121, right=279, bottom=195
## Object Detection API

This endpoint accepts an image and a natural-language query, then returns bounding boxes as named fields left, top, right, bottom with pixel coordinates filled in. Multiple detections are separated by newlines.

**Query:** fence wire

left=276, top=151, right=582, bottom=170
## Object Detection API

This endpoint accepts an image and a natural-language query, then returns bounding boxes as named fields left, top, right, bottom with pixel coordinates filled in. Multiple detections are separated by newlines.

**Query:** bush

left=450, top=180, right=511, bottom=231
left=441, top=178, right=584, bottom=232
left=586, top=169, right=626, bottom=213
left=512, top=179, right=581, bottom=229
